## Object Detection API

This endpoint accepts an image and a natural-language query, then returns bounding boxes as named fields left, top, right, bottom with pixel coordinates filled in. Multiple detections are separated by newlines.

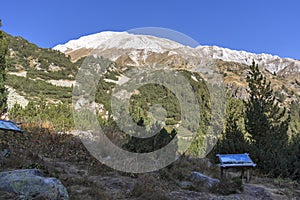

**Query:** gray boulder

left=179, top=181, right=193, bottom=190
left=0, top=169, right=69, bottom=200
left=190, top=171, right=220, bottom=189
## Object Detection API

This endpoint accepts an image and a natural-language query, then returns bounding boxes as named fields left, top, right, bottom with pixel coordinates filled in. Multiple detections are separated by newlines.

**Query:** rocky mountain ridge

left=54, top=31, right=300, bottom=78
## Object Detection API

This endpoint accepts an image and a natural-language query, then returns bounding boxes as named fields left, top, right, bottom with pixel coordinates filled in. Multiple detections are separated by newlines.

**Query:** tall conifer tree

left=245, top=61, right=289, bottom=176
left=0, top=20, right=8, bottom=116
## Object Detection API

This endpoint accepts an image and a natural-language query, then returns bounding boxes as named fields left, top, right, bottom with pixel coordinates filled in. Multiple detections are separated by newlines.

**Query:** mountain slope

left=53, top=31, right=300, bottom=78
left=3, top=32, right=80, bottom=108
left=3, top=31, right=300, bottom=110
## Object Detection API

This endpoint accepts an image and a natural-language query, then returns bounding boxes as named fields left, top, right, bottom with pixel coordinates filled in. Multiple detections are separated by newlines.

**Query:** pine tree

left=289, top=101, right=300, bottom=136
left=287, top=101, right=300, bottom=179
left=289, top=133, right=300, bottom=179
left=245, top=61, right=289, bottom=176
left=0, top=20, right=7, bottom=116
left=209, top=94, right=249, bottom=161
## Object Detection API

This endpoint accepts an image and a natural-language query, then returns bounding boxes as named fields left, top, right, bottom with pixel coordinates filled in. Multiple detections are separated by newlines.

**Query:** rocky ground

left=6, top=86, right=29, bottom=109
left=0, top=127, right=299, bottom=200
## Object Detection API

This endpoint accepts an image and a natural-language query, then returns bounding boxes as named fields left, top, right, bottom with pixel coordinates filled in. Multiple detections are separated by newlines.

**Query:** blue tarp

left=0, top=120, right=23, bottom=133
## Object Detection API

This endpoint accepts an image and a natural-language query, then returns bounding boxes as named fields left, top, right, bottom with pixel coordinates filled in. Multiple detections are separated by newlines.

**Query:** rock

left=0, top=190, right=19, bottom=199
left=88, top=176, right=136, bottom=199
left=169, top=190, right=211, bottom=200
left=47, top=79, right=75, bottom=87
left=198, top=158, right=213, bottom=168
left=1, top=149, right=9, bottom=157
left=190, top=171, right=220, bottom=189
left=0, top=169, right=69, bottom=200
left=6, top=86, right=29, bottom=109
left=180, top=181, right=193, bottom=190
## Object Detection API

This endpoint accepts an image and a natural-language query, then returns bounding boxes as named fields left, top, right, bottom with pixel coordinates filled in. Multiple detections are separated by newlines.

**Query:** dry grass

left=166, top=155, right=220, bottom=181
left=0, top=124, right=112, bottom=199
left=130, top=173, right=170, bottom=200
left=1, top=124, right=299, bottom=199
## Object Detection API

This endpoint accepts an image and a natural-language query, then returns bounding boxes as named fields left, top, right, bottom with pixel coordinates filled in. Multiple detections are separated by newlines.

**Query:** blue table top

left=0, top=120, right=23, bottom=133
left=216, top=153, right=256, bottom=167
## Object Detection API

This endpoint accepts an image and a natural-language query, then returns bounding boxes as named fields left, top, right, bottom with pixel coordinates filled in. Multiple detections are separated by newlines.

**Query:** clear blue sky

left=1, top=0, right=300, bottom=59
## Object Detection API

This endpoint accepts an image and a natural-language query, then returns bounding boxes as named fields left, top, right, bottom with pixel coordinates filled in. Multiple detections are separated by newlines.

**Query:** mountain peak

left=53, top=31, right=185, bottom=54
left=53, top=31, right=123, bottom=52
left=53, top=31, right=300, bottom=77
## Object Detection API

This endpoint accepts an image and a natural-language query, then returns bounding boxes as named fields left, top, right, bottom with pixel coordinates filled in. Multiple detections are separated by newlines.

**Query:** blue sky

left=1, top=0, right=300, bottom=59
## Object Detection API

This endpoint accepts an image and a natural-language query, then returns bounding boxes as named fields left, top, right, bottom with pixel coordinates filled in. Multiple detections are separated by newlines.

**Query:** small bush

left=131, top=174, right=170, bottom=199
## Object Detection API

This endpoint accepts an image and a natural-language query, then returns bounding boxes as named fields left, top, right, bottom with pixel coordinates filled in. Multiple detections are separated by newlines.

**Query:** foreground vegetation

left=1, top=125, right=299, bottom=199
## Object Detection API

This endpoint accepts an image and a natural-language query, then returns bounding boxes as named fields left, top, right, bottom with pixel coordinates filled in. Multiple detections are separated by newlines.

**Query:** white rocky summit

left=53, top=31, right=300, bottom=76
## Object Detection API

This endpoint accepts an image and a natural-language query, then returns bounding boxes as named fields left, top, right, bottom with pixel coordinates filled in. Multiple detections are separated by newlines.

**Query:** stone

left=1, top=149, right=9, bottom=157
left=190, top=171, right=220, bottom=189
left=0, top=190, right=19, bottom=199
left=0, top=169, right=69, bottom=200
left=180, top=181, right=193, bottom=190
